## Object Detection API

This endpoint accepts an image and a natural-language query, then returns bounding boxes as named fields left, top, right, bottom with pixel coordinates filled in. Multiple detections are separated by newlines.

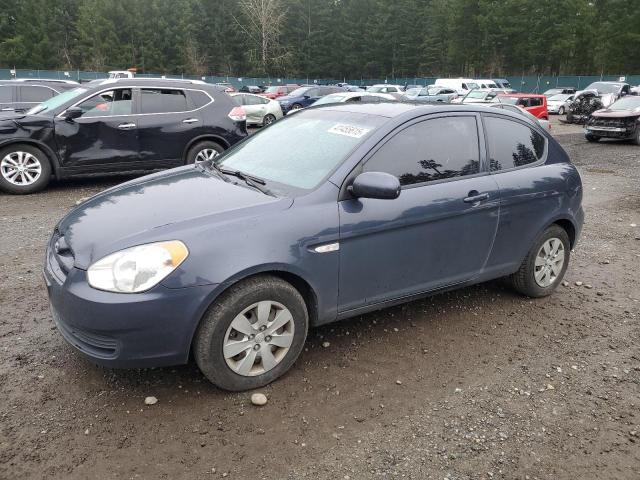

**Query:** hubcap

left=194, top=148, right=218, bottom=163
left=1, top=151, right=42, bottom=186
left=534, top=238, right=565, bottom=287
left=264, top=115, right=274, bottom=125
left=223, top=301, right=295, bottom=377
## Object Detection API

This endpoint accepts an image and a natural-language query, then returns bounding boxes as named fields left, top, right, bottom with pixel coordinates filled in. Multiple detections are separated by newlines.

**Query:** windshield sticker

left=328, top=124, right=370, bottom=138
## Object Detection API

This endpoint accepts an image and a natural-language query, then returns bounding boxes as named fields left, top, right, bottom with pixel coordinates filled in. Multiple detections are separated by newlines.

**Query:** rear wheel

left=558, top=106, right=565, bottom=115
left=633, top=128, right=640, bottom=146
left=262, top=114, right=276, bottom=126
left=507, top=225, right=570, bottom=298
left=186, top=140, right=224, bottom=164
left=193, top=275, right=309, bottom=391
left=0, top=144, right=51, bottom=194
left=290, top=103, right=303, bottom=111
left=585, top=133, right=600, bottom=143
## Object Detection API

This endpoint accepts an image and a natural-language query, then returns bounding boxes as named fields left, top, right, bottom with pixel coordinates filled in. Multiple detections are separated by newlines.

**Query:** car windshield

left=367, top=86, right=386, bottom=93
left=585, top=82, right=622, bottom=94
left=313, top=94, right=348, bottom=105
left=466, top=82, right=479, bottom=90
left=215, top=110, right=385, bottom=192
left=287, top=87, right=311, bottom=97
left=264, top=86, right=281, bottom=93
left=405, top=88, right=421, bottom=96
left=608, top=97, right=640, bottom=110
left=466, top=91, right=487, bottom=99
left=545, top=89, right=561, bottom=95
left=493, top=96, right=518, bottom=105
left=26, top=87, right=88, bottom=115
left=426, top=87, right=441, bottom=95
left=548, top=94, right=571, bottom=102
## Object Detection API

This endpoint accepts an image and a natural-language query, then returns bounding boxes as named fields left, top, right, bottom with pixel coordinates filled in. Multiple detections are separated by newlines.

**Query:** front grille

left=589, top=117, right=635, bottom=128
left=48, top=230, right=75, bottom=280
left=52, top=308, right=119, bottom=359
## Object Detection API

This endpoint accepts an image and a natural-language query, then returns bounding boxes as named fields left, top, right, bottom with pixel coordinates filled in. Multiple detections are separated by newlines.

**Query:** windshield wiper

left=220, top=167, right=276, bottom=197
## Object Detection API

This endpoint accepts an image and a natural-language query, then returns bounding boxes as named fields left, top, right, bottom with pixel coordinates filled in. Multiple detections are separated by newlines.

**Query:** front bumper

left=44, top=250, right=218, bottom=368
left=585, top=124, right=638, bottom=139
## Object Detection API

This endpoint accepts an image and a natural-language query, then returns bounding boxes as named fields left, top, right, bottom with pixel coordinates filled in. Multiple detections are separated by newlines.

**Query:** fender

left=0, top=138, right=62, bottom=178
left=182, top=134, right=231, bottom=163
left=519, top=214, right=579, bottom=266
left=184, top=262, right=325, bottom=351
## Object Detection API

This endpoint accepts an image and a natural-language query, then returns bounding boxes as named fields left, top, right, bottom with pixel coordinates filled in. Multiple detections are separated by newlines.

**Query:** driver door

left=55, top=88, right=140, bottom=168
left=337, top=114, right=500, bottom=312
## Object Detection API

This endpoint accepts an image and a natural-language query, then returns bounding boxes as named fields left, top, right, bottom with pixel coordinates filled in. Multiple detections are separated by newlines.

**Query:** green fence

left=1, top=68, right=639, bottom=92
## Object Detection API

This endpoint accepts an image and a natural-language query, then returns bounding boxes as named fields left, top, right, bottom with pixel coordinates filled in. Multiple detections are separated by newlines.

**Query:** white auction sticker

left=327, top=124, right=370, bottom=138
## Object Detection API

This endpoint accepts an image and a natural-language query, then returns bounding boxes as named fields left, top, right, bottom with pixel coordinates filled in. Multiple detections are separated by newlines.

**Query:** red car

left=496, top=93, right=548, bottom=120
left=260, top=84, right=299, bottom=100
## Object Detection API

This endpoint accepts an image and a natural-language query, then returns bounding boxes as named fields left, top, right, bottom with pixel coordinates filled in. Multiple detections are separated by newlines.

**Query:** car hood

left=591, top=107, right=640, bottom=118
left=277, top=95, right=303, bottom=103
left=56, top=166, right=292, bottom=269
left=575, top=89, right=617, bottom=107
left=0, top=113, right=52, bottom=134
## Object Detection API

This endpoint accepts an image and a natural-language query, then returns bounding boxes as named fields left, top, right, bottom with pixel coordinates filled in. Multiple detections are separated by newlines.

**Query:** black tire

left=507, top=225, right=571, bottom=298
left=585, top=133, right=600, bottom=143
left=633, top=128, right=640, bottom=146
left=291, top=103, right=303, bottom=111
left=558, top=106, right=565, bottom=115
left=0, top=144, right=51, bottom=194
left=262, top=114, right=276, bottom=127
left=193, top=275, right=309, bottom=391
left=185, top=140, right=224, bottom=165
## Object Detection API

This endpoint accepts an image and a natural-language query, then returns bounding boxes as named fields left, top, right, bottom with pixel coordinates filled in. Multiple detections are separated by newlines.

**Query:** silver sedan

left=231, top=93, right=283, bottom=127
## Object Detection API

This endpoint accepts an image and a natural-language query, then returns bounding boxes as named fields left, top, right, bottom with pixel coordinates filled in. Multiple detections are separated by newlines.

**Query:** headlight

left=87, top=241, right=188, bottom=293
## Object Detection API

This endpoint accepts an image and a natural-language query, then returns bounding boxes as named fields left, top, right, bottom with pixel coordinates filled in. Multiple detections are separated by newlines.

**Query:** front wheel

left=290, top=103, right=303, bottom=111
left=0, top=144, right=51, bottom=194
left=585, top=133, right=600, bottom=143
left=507, top=225, right=570, bottom=298
left=558, top=106, right=565, bottom=115
left=633, top=128, right=640, bottom=146
left=193, top=275, right=309, bottom=391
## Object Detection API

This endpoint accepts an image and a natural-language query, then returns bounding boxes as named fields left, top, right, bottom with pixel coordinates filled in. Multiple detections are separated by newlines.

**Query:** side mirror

left=348, top=171, right=401, bottom=200
left=63, top=106, right=83, bottom=120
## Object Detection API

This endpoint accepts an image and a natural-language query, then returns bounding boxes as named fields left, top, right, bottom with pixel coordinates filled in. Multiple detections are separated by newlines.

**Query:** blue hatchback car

left=44, top=103, right=583, bottom=391
left=277, top=85, right=346, bottom=114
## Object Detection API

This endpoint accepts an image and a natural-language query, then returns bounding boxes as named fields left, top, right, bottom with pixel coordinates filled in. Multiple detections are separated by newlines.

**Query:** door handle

left=182, top=118, right=199, bottom=124
left=117, top=122, right=136, bottom=130
left=463, top=191, right=489, bottom=204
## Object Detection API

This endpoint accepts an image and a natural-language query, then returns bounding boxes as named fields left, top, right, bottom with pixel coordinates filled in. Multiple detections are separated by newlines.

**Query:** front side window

left=484, top=116, right=546, bottom=171
left=140, top=89, right=188, bottom=114
left=21, top=86, right=53, bottom=102
left=216, top=110, right=384, bottom=192
left=76, top=89, right=133, bottom=117
left=364, top=116, right=480, bottom=186
left=0, top=86, right=12, bottom=102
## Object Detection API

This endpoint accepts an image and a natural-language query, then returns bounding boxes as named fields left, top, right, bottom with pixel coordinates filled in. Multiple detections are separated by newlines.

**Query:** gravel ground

left=1, top=117, right=639, bottom=479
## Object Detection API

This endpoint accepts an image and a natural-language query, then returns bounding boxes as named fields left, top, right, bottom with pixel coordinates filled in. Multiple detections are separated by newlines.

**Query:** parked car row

left=0, top=78, right=79, bottom=113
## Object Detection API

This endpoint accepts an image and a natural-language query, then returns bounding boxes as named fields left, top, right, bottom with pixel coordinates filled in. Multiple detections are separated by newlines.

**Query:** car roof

left=7, top=78, right=79, bottom=84
left=499, top=93, right=545, bottom=98
left=86, top=78, right=213, bottom=89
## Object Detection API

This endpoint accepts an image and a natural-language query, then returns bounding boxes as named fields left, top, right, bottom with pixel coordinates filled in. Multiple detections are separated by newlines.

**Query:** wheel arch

left=182, top=135, right=230, bottom=163
left=187, top=266, right=320, bottom=357
left=0, top=139, right=61, bottom=178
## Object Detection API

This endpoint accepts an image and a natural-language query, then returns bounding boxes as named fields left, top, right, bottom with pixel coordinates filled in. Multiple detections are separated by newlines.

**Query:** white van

left=108, top=70, right=134, bottom=79
left=475, top=79, right=499, bottom=90
left=434, top=78, right=480, bottom=95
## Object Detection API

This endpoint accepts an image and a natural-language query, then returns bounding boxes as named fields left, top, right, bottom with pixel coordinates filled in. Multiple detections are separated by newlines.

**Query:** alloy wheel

left=0, top=151, right=42, bottom=186
left=223, top=301, right=295, bottom=377
left=194, top=148, right=219, bottom=163
left=534, top=238, right=565, bottom=287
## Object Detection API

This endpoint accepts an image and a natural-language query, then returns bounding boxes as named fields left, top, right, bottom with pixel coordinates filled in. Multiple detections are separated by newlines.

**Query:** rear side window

left=364, top=116, right=480, bottom=186
left=140, top=89, right=188, bottom=114
left=484, top=116, right=546, bottom=171
left=527, top=97, right=543, bottom=107
left=189, top=90, right=212, bottom=109
left=0, top=86, right=11, bottom=102
left=20, top=86, right=53, bottom=102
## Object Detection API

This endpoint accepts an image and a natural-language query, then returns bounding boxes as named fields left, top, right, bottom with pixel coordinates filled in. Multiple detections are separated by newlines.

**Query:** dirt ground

left=1, top=117, right=639, bottom=480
